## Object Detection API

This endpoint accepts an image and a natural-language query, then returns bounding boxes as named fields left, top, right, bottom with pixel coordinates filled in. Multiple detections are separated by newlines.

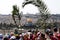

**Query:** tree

left=12, top=5, right=22, bottom=28
left=36, top=0, right=50, bottom=29
left=22, top=0, right=50, bottom=29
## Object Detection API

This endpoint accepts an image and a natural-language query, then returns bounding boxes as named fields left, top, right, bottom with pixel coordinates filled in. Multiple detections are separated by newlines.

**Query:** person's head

left=19, top=33, right=22, bottom=35
left=3, top=37, right=8, bottom=40
left=41, top=33, right=45, bottom=38
left=54, top=27, right=58, bottom=32
left=49, top=32, right=53, bottom=36
left=16, top=36, right=20, bottom=40
left=45, top=29, right=50, bottom=35
left=40, top=33, right=46, bottom=40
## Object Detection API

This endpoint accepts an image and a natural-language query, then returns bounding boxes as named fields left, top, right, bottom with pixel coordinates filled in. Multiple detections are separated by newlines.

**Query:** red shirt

left=50, top=36, right=57, bottom=40
left=56, top=34, right=60, bottom=40
left=53, top=33, right=60, bottom=40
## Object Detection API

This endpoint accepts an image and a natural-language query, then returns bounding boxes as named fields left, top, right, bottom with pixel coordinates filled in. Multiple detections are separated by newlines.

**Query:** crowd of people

left=0, top=27, right=60, bottom=40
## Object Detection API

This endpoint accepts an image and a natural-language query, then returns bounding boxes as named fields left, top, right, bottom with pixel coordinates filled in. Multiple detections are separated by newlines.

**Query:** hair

left=40, top=33, right=46, bottom=40
left=54, top=27, right=58, bottom=32
left=3, top=37, right=8, bottom=40
left=41, top=33, right=45, bottom=38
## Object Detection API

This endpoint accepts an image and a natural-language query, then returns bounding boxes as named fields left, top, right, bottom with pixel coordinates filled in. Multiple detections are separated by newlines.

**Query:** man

left=53, top=27, right=60, bottom=40
left=0, top=33, right=3, bottom=40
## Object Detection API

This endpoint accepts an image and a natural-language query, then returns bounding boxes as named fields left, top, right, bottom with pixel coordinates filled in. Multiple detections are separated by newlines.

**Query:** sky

left=0, top=0, right=60, bottom=15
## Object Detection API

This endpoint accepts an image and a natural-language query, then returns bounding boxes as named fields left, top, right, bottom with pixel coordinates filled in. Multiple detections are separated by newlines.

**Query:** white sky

left=0, top=0, right=60, bottom=15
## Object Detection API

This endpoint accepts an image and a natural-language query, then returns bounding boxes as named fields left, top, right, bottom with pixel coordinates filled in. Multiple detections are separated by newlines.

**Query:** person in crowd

left=3, top=33, right=10, bottom=40
left=40, top=33, right=46, bottom=40
left=53, top=27, right=60, bottom=40
left=10, top=33, right=16, bottom=40
left=3, top=37, right=9, bottom=40
left=19, top=33, right=23, bottom=40
left=30, top=33, right=33, bottom=40
left=2, top=27, right=60, bottom=40
left=15, top=35, right=20, bottom=40
left=36, top=32, right=41, bottom=40
left=0, top=33, right=3, bottom=40
left=45, top=28, right=52, bottom=40
left=23, top=33, right=29, bottom=40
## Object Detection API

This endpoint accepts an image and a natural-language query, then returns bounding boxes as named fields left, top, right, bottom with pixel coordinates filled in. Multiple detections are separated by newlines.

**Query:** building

left=0, top=14, right=60, bottom=25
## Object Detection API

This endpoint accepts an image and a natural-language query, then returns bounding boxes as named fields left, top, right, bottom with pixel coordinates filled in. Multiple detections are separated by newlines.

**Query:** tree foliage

left=12, top=5, right=21, bottom=26
left=36, top=0, right=50, bottom=29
